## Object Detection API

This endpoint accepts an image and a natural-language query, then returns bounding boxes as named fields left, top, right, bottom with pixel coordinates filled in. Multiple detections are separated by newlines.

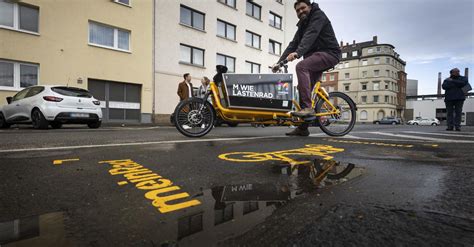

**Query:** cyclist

left=272, top=0, right=341, bottom=136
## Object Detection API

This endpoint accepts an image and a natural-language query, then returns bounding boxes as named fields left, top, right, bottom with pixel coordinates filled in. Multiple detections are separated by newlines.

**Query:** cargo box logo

left=232, top=84, right=273, bottom=99
left=277, top=81, right=289, bottom=95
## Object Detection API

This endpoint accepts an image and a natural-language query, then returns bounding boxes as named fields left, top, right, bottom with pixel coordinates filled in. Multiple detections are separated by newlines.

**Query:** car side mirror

left=6, top=97, right=12, bottom=104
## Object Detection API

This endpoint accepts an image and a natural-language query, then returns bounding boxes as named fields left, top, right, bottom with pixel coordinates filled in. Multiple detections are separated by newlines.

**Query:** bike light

left=43, top=96, right=63, bottom=102
left=93, top=100, right=100, bottom=105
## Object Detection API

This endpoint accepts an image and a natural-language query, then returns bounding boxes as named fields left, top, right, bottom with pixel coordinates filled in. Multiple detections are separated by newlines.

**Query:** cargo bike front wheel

left=174, top=98, right=215, bottom=138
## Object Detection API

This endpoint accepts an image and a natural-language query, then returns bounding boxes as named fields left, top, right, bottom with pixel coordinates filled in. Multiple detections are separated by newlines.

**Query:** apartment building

left=0, top=0, right=153, bottom=123
left=153, top=0, right=298, bottom=122
left=333, top=36, right=407, bottom=123
left=321, top=71, right=339, bottom=92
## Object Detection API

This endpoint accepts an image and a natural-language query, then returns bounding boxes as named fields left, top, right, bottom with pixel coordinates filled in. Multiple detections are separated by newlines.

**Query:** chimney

left=465, top=67, right=469, bottom=78
left=340, top=41, right=343, bottom=47
left=353, top=40, right=356, bottom=45
left=373, top=36, right=378, bottom=44
left=346, top=42, right=349, bottom=46
left=437, top=72, right=442, bottom=96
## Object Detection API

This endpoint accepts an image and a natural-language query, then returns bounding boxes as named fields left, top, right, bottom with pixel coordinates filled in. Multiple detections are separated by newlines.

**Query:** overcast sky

left=314, top=0, right=474, bottom=94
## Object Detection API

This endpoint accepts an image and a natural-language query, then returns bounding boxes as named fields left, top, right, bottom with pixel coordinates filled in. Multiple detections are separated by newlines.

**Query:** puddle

left=0, top=212, right=76, bottom=247
left=1, top=159, right=363, bottom=246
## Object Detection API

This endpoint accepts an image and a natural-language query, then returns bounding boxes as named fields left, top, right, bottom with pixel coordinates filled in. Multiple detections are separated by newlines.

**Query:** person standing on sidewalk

left=272, top=0, right=341, bottom=136
left=177, top=73, right=194, bottom=102
left=442, top=68, right=469, bottom=131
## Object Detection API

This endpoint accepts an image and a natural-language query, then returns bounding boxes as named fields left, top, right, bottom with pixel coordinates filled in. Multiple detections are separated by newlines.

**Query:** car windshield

left=52, top=87, right=92, bottom=98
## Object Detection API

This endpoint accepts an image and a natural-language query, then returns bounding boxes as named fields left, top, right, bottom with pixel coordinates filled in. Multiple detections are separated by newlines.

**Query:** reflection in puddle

left=1, top=160, right=363, bottom=246
left=0, top=212, right=75, bottom=247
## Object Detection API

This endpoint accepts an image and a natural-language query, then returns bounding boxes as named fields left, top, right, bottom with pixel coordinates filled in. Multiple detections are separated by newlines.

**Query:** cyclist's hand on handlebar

left=287, top=52, right=299, bottom=62
left=271, top=63, right=280, bottom=73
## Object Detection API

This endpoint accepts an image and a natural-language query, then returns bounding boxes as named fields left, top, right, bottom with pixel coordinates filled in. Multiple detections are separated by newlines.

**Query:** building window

left=344, top=62, right=349, bottom=68
left=361, top=96, right=367, bottom=103
left=89, top=21, right=130, bottom=51
left=269, top=12, right=282, bottom=29
left=246, top=0, right=261, bottom=20
left=374, top=70, right=380, bottom=77
left=114, top=0, right=131, bottom=6
left=215, top=203, right=234, bottom=225
left=385, top=82, right=389, bottom=89
left=373, top=95, right=379, bottom=103
left=361, top=83, right=367, bottom=91
left=362, top=60, right=367, bottom=66
left=218, top=0, right=236, bottom=8
left=180, top=5, right=205, bottom=30
left=269, top=39, right=281, bottom=55
left=386, top=70, right=390, bottom=77
left=243, top=202, right=259, bottom=214
left=352, top=50, right=358, bottom=56
left=178, top=213, right=203, bottom=239
left=321, top=74, right=326, bottom=82
left=368, top=48, right=373, bottom=54
left=0, top=0, right=39, bottom=33
left=180, top=44, right=204, bottom=66
left=386, top=57, right=390, bottom=64
left=246, top=61, right=260, bottom=73
left=374, top=58, right=380, bottom=64
left=0, top=60, right=38, bottom=90
left=330, top=74, right=335, bottom=81
left=385, top=95, right=389, bottom=102
left=376, top=47, right=381, bottom=52
left=344, top=84, right=350, bottom=91
left=246, top=30, right=261, bottom=49
left=373, top=82, right=380, bottom=90
left=217, top=53, right=235, bottom=73
left=360, top=110, right=368, bottom=119
left=342, top=53, right=347, bottom=59
left=217, top=19, right=236, bottom=40
left=362, top=71, right=367, bottom=78
left=344, top=73, right=350, bottom=79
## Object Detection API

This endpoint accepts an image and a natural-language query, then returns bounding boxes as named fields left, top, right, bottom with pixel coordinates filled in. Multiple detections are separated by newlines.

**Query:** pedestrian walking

left=442, top=68, right=469, bottom=131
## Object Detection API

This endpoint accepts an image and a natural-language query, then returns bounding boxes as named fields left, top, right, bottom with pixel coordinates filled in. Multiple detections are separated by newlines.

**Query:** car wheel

left=50, top=121, right=63, bottom=129
left=391, top=122, right=396, bottom=125
left=0, top=112, right=11, bottom=129
left=32, top=109, right=49, bottom=129
left=414, top=123, right=419, bottom=125
left=431, top=123, right=438, bottom=126
left=374, top=121, right=379, bottom=124
left=87, top=121, right=101, bottom=129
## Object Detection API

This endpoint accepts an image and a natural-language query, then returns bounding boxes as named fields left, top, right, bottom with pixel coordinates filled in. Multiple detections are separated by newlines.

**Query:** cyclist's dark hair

left=183, top=73, right=190, bottom=79
left=294, top=0, right=312, bottom=9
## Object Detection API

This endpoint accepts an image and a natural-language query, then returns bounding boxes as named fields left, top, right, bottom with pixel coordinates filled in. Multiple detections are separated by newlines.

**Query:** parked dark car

left=373, top=117, right=401, bottom=125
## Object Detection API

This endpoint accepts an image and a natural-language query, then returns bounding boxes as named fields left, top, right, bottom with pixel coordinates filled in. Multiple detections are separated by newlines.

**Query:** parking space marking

left=219, top=144, right=344, bottom=165
left=98, top=159, right=201, bottom=213
left=53, top=159, right=80, bottom=165
left=369, top=132, right=474, bottom=143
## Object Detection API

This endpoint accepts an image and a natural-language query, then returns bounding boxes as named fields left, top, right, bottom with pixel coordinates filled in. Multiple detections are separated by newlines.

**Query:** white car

left=407, top=118, right=440, bottom=126
left=0, top=85, right=102, bottom=129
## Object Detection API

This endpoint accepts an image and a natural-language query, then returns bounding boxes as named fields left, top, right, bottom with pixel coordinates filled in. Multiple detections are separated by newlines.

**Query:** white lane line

left=0, top=135, right=293, bottom=153
left=369, top=132, right=474, bottom=143
left=341, top=134, right=430, bottom=143
left=402, top=131, right=474, bottom=138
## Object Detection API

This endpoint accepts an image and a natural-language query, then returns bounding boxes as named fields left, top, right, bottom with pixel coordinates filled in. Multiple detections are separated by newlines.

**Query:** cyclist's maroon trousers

left=296, top=52, right=339, bottom=109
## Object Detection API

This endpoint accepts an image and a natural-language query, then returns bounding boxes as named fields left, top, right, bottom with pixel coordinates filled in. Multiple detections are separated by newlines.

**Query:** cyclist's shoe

left=285, top=127, right=310, bottom=137
left=292, top=108, right=315, bottom=117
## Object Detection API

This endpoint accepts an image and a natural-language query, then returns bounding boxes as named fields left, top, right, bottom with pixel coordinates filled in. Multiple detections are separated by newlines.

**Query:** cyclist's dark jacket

left=279, top=3, right=341, bottom=63
left=442, top=76, right=469, bottom=101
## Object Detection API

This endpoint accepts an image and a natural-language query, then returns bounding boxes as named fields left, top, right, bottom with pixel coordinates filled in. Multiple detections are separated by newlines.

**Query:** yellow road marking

left=99, top=159, right=201, bottom=213
left=219, top=144, right=344, bottom=165
left=53, top=158, right=79, bottom=165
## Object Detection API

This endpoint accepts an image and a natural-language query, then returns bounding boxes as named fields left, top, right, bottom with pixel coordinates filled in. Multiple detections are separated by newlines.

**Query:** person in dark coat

left=177, top=73, right=194, bottom=101
left=442, top=68, right=469, bottom=131
left=272, top=0, right=341, bottom=136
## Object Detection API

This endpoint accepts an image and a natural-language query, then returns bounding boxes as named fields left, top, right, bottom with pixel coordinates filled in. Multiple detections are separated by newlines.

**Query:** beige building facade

left=153, top=0, right=298, bottom=123
left=0, top=0, right=153, bottom=123
left=334, top=36, right=407, bottom=123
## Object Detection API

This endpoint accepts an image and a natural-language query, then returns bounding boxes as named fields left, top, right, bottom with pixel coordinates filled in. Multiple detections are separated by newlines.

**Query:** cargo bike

left=173, top=59, right=357, bottom=138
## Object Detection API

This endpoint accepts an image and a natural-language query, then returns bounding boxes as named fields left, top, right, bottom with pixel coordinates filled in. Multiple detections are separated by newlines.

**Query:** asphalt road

left=0, top=124, right=473, bottom=246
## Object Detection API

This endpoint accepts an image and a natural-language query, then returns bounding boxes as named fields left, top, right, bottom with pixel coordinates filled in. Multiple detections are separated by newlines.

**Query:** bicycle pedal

left=303, top=116, right=316, bottom=122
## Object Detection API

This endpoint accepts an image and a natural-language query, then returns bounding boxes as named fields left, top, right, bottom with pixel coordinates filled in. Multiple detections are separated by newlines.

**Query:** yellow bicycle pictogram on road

left=218, top=144, right=345, bottom=165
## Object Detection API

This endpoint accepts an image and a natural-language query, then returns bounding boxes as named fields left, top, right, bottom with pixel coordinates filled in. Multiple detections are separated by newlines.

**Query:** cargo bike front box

left=221, top=73, right=294, bottom=112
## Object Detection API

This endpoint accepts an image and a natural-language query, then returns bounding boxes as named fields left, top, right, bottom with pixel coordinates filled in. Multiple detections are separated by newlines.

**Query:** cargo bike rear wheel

left=174, top=98, right=215, bottom=138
